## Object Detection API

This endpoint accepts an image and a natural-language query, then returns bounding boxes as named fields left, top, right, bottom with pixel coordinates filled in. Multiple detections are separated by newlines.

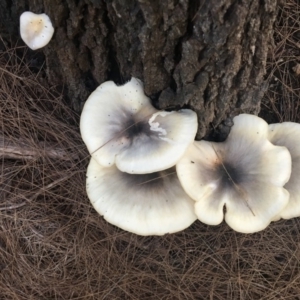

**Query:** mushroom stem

left=0, top=135, right=78, bottom=161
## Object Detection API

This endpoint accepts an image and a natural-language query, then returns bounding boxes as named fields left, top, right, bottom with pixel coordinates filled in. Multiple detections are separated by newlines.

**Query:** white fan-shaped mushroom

left=86, top=158, right=197, bottom=236
left=269, top=122, right=300, bottom=219
left=20, top=12, right=54, bottom=50
left=176, top=114, right=292, bottom=233
left=80, top=78, right=198, bottom=174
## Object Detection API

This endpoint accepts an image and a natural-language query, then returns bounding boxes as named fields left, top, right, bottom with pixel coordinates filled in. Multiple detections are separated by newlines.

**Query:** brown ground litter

left=261, top=0, right=300, bottom=124
left=1, top=1, right=300, bottom=299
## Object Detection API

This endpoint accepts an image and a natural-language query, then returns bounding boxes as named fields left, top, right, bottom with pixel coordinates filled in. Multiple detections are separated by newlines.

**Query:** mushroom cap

left=176, top=114, right=291, bottom=233
left=20, top=11, right=54, bottom=50
left=269, top=122, right=300, bottom=219
left=86, top=158, right=197, bottom=236
left=80, top=78, right=198, bottom=174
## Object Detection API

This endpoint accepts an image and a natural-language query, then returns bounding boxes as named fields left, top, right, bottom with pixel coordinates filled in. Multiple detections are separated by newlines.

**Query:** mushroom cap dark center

left=124, top=117, right=152, bottom=139
left=217, top=162, right=243, bottom=187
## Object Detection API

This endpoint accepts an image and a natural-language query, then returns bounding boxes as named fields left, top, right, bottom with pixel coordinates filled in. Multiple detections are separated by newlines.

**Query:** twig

left=137, top=171, right=177, bottom=186
left=0, top=135, right=78, bottom=161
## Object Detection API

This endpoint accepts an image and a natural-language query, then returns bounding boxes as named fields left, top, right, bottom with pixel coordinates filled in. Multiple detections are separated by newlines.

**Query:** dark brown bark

left=0, top=0, right=277, bottom=139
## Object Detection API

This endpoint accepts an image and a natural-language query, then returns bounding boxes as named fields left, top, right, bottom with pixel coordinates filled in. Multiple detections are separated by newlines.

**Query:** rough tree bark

left=0, top=0, right=277, bottom=140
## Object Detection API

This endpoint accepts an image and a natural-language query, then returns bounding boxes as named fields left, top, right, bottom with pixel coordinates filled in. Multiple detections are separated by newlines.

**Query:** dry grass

left=1, top=1, right=300, bottom=299
left=261, top=0, right=300, bottom=123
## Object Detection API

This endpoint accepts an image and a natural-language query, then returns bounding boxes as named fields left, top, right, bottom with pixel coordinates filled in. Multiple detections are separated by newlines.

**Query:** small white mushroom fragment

left=80, top=78, right=197, bottom=174
left=176, top=114, right=292, bottom=233
left=86, top=158, right=197, bottom=236
left=20, top=12, right=54, bottom=50
left=269, top=122, right=300, bottom=219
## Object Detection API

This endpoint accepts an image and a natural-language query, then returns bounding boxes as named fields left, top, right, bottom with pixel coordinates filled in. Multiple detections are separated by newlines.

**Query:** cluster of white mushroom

left=177, top=115, right=296, bottom=234
left=80, top=78, right=198, bottom=235
left=80, top=79, right=298, bottom=236
left=17, top=11, right=299, bottom=235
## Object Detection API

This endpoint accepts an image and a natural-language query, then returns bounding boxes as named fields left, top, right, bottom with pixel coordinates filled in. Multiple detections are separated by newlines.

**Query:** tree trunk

left=0, top=0, right=277, bottom=139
